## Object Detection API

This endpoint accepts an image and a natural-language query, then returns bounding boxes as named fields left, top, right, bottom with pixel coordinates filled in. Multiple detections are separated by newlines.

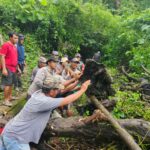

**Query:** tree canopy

left=0, top=0, right=150, bottom=70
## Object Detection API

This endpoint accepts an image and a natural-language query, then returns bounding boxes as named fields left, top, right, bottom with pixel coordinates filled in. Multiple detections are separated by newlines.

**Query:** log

left=90, top=96, right=142, bottom=150
left=45, top=117, right=150, bottom=143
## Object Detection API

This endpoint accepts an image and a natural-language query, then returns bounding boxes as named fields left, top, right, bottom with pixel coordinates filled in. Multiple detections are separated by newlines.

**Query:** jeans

left=0, top=136, right=30, bottom=150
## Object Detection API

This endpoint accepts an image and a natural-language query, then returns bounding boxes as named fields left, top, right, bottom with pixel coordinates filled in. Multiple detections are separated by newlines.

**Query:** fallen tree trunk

left=44, top=117, right=150, bottom=143
left=90, top=96, right=142, bottom=150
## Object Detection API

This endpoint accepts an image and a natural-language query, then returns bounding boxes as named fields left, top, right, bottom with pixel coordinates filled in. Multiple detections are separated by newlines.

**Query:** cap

left=18, top=34, right=25, bottom=40
left=60, top=57, right=68, bottom=63
left=71, top=58, right=79, bottom=63
left=38, top=57, right=47, bottom=63
left=75, top=53, right=81, bottom=58
left=43, top=76, right=64, bottom=90
left=52, top=50, right=59, bottom=56
left=46, top=57, right=59, bottom=64
left=64, top=54, right=68, bottom=58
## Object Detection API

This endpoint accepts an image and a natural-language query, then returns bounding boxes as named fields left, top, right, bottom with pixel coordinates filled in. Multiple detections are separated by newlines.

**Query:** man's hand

left=74, top=73, right=82, bottom=80
left=2, top=68, right=8, bottom=76
left=81, top=80, right=91, bottom=91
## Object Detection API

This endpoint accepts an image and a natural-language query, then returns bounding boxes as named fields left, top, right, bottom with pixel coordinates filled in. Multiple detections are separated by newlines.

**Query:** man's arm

left=60, top=81, right=78, bottom=94
left=0, top=55, right=8, bottom=76
left=63, top=77, right=76, bottom=87
left=36, top=80, right=90, bottom=112
left=59, top=80, right=90, bottom=107
left=0, top=43, right=9, bottom=76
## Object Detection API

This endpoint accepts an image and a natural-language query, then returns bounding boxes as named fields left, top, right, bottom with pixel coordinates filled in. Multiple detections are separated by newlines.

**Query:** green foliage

left=0, top=0, right=150, bottom=68
left=112, top=91, right=145, bottom=119
left=0, top=0, right=119, bottom=57
left=144, top=108, right=150, bottom=121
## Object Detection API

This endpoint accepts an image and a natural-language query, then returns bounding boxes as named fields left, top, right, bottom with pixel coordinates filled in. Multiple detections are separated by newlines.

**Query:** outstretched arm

left=60, top=80, right=91, bottom=107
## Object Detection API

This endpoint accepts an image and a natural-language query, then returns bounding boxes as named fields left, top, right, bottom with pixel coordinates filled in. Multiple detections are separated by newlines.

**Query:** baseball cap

left=38, top=57, right=47, bottom=63
left=46, top=57, right=59, bottom=64
left=60, top=57, right=68, bottom=63
left=18, top=34, right=25, bottom=40
left=52, top=50, right=59, bottom=56
left=43, top=76, right=64, bottom=90
left=71, top=58, right=79, bottom=63
left=75, top=53, right=81, bottom=58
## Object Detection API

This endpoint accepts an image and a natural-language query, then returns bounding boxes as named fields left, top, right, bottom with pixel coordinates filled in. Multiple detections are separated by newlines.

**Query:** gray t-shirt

left=2, top=90, right=63, bottom=144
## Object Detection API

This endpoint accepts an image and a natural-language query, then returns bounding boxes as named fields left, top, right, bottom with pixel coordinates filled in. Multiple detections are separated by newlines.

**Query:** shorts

left=1, top=69, right=16, bottom=86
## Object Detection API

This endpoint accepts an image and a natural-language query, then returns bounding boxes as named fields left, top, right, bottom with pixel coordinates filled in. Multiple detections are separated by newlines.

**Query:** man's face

left=49, top=89, right=59, bottom=97
left=48, top=61, right=57, bottom=69
left=76, top=56, right=81, bottom=61
left=39, top=62, right=46, bottom=68
left=62, top=61, right=68, bottom=67
left=10, top=34, right=18, bottom=44
left=52, top=54, right=59, bottom=60
left=20, top=39, right=24, bottom=45
left=71, top=62, right=78, bottom=69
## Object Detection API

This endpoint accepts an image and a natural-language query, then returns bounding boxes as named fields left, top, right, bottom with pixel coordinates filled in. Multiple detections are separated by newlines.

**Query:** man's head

left=18, top=34, right=25, bottom=45
left=51, top=50, right=59, bottom=59
left=75, top=53, right=81, bottom=61
left=46, top=57, right=58, bottom=69
left=60, top=57, right=68, bottom=67
left=70, top=58, right=79, bottom=69
left=38, top=57, right=47, bottom=68
left=8, top=32, right=18, bottom=45
left=42, top=77, right=64, bottom=97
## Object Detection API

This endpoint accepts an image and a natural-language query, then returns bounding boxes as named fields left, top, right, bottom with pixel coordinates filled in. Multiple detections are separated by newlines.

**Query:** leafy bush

left=112, top=91, right=145, bottom=119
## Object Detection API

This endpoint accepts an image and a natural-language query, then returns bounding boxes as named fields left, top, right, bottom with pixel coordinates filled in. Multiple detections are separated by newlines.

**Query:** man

left=14, top=34, right=25, bottom=90
left=60, top=57, right=71, bottom=80
left=69, top=58, right=81, bottom=78
left=0, top=32, right=18, bottom=107
left=0, top=79, right=90, bottom=150
left=75, top=53, right=85, bottom=72
left=51, top=50, right=59, bottom=59
left=17, top=34, right=25, bottom=73
left=51, top=50, right=63, bottom=75
left=30, top=56, right=47, bottom=83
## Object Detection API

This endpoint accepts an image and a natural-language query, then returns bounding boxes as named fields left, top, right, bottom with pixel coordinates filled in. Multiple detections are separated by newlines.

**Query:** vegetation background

left=0, top=0, right=150, bottom=149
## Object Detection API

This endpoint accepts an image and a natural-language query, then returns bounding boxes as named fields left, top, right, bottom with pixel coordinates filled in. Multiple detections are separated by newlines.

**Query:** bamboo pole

left=90, top=95, right=142, bottom=150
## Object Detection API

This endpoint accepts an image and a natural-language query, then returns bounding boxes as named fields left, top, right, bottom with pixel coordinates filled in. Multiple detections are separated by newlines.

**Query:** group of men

left=28, top=50, right=85, bottom=116
left=0, top=32, right=91, bottom=150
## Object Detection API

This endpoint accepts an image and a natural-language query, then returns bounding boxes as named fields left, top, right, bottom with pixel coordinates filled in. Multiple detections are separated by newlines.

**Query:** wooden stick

left=141, top=65, right=150, bottom=75
left=90, top=95, right=142, bottom=150
left=121, top=66, right=140, bottom=82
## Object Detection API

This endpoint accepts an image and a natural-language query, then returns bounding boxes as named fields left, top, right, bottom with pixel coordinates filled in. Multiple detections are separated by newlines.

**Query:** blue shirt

left=17, top=44, right=25, bottom=64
